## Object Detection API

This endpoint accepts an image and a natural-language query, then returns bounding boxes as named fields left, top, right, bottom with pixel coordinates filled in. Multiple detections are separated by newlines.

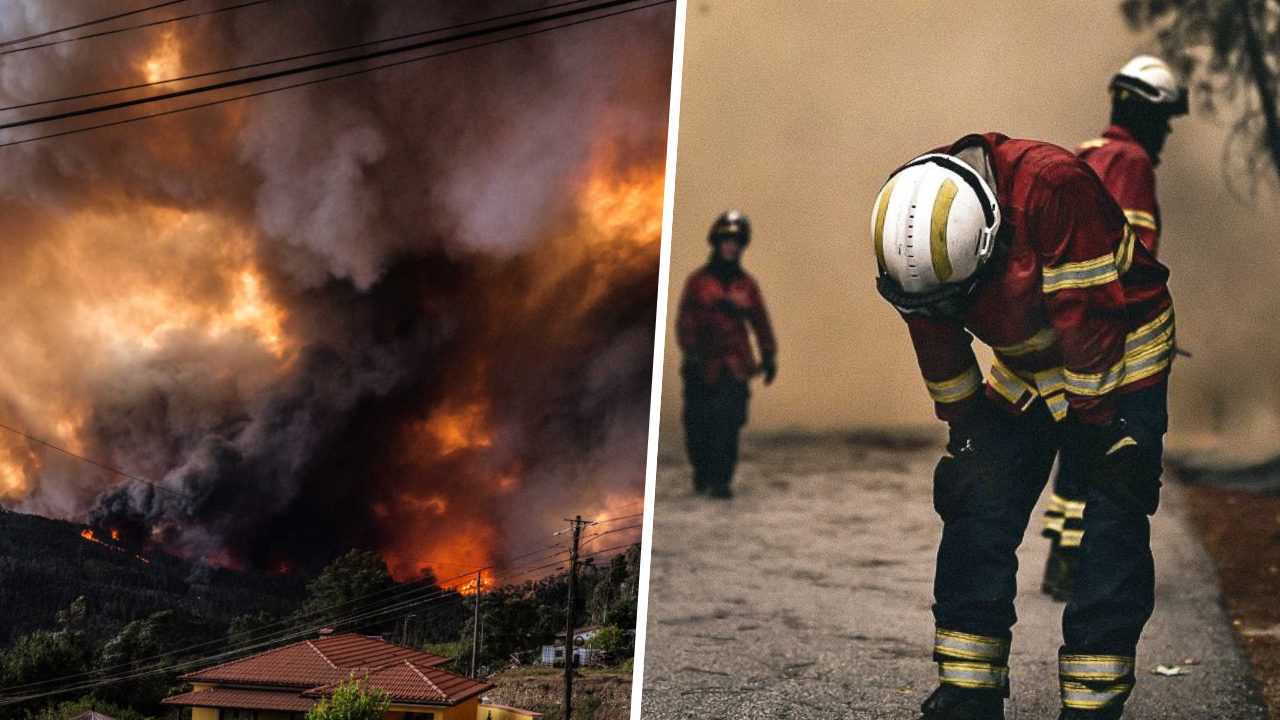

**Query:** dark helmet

left=708, top=210, right=751, bottom=247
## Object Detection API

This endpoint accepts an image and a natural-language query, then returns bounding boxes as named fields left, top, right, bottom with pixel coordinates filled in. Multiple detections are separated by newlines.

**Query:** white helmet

left=1111, top=55, right=1188, bottom=115
left=871, top=153, right=1001, bottom=316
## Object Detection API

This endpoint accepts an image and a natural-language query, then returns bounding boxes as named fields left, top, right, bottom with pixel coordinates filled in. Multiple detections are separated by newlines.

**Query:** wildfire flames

left=79, top=527, right=151, bottom=564
left=0, top=3, right=669, bottom=580
left=451, top=569, right=496, bottom=596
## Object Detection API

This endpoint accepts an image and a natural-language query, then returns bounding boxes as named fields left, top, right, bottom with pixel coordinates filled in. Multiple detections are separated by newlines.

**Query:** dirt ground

left=1184, top=484, right=1280, bottom=719
left=484, top=665, right=633, bottom=719
left=639, top=432, right=1268, bottom=719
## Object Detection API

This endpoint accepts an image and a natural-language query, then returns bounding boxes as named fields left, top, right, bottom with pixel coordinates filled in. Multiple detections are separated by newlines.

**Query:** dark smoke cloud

left=0, top=0, right=673, bottom=574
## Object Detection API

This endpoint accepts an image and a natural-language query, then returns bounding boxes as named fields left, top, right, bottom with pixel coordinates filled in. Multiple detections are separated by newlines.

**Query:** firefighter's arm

left=1031, top=167, right=1129, bottom=425
left=903, top=313, right=984, bottom=423
left=675, top=276, right=701, bottom=353
left=745, top=279, right=778, bottom=383
left=1105, top=150, right=1160, bottom=255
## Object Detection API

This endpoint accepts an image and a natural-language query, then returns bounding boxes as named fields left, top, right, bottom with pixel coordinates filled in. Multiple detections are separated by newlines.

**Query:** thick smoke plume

left=0, top=0, right=673, bottom=578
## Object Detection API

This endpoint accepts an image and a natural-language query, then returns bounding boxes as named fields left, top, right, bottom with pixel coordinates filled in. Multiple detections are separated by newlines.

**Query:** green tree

left=28, top=696, right=154, bottom=720
left=306, top=676, right=390, bottom=720
left=298, top=550, right=396, bottom=633
left=1121, top=0, right=1280, bottom=186
left=583, top=625, right=630, bottom=659
left=227, top=610, right=280, bottom=647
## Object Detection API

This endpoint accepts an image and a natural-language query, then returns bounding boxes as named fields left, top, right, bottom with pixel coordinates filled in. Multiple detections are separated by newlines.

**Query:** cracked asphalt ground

left=638, top=433, right=1269, bottom=719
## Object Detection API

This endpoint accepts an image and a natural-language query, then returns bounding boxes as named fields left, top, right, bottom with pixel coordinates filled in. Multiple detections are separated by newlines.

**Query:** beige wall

left=661, top=1, right=1280, bottom=452
left=477, top=704, right=542, bottom=720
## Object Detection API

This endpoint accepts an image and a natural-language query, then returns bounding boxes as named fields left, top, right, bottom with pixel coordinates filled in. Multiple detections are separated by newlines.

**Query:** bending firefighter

left=676, top=211, right=777, bottom=499
left=1041, top=55, right=1188, bottom=600
left=872, top=134, right=1174, bottom=720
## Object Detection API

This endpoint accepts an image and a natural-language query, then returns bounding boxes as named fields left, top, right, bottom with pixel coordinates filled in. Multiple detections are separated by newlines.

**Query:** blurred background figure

left=1042, top=54, right=1189, bottom=601
left=675, top=210, right=777, bottom=499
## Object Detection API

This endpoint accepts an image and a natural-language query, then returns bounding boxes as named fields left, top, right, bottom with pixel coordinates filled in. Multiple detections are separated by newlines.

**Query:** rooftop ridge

left=404, top=660, right=445, bottom=700
left=305, top=640, right=339, bottom=670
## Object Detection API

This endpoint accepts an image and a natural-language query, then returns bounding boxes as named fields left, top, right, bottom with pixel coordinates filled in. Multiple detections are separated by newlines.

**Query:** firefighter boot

left=919, top=685, right=1004, bottom=720
left=1041, top=541, right=1079, bottom=602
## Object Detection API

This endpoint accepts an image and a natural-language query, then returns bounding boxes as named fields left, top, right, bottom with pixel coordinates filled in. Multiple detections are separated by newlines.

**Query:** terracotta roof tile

left=180, top=634, right=450, bottom=688
left=162, top=688, right=317, bottom=712
left=304, top=660, right=493, bottom=706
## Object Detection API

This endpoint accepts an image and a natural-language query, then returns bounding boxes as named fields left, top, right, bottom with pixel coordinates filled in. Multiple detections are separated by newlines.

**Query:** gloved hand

left=761, top=353, right=777, bottom=385
left=933, top=396, right=1002, bottom=522
left=714, top=297, right=743, bottom=317
left=1074, top=417, right=1160, bottom=515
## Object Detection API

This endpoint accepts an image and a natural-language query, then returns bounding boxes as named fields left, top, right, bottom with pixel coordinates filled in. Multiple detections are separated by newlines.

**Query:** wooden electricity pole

left=470, top=569, right=482, bottom=678
left=562, top=516, right=591, bottom=720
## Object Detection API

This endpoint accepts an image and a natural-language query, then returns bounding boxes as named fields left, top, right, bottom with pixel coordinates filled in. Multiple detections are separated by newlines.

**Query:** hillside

left=0, top=507, right=306, bottom=647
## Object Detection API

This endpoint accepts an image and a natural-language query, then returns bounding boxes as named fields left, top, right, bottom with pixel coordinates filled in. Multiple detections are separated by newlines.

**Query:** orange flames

left=451, top=569, right=496, bottom=596
left=577, top=158, right=665, bottom=247
left=79, top=527, right=151, bottom=564
left=141, top=30, right=183, bottom=84
left=419, top=400, right=493, bottom=456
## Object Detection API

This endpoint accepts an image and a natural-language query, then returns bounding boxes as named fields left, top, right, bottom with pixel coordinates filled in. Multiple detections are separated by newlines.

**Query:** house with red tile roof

left=161, top=632, right=541, bottom=720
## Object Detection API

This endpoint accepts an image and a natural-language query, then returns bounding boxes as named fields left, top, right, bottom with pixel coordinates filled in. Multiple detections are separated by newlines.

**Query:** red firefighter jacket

left=676, top=263, right=777, bottom=384
left=902, top=133, right=1174, bottom=426
left=1077, top=125, right=1162, bottom=256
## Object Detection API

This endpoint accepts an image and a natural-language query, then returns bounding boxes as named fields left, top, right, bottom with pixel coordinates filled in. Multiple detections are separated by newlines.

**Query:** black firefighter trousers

left=931, top=382, right=1168, bottom=713
left=682, top=375, right=749, bottom=493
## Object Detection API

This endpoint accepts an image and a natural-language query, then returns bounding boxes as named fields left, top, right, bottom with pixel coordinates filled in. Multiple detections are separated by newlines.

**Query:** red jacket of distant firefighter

left=676, top=267, right=776, bottom=384
left=902, top=133, right=1174, bottom=426
left=1077, top=124, right=1162, bottom=256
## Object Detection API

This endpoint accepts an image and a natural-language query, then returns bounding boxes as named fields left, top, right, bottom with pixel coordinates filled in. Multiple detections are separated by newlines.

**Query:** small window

left=218, top=710, right=255, bottom=720
left=404, top=713, right=435, bottom=720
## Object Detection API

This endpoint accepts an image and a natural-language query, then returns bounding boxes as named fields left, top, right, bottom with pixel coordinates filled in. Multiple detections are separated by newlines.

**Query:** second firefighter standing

left=1040, top=55, right=1188, bottom=601
left=676, top=211, right=777, bottom=499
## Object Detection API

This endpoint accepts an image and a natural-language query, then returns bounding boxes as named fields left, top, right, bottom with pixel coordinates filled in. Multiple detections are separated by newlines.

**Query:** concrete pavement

left=638, top=433, right=1268, bottom=719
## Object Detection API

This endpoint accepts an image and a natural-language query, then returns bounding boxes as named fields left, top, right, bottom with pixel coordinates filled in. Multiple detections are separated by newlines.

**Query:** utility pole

left=561, top=515, right=592, bottom=720
left=402, top=613, right=415, bottom=646
left=470, top=569, right=482, bottom=678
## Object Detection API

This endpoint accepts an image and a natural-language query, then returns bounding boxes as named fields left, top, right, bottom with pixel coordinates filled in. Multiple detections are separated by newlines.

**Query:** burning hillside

left=0, top=1, right=672, bottom=580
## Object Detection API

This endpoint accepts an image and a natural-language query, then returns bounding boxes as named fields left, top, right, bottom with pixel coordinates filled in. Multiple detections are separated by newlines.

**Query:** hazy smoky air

left=661, top=1, right=1280, bottom=456
left=0, top=0, right=674, bottom=577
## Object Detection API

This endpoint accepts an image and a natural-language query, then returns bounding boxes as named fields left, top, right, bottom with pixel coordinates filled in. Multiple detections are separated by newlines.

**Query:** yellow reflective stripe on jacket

left=1042, top=254, right=1120, bottom=293
left=988, top=361, right=1036, bottom=408
left=1078, top=138, right=1109, bottom=150
left=993, top=326, right=1057, bottom=357
left=1115, top=225, right=1137, bottom=274
left=1123, top=209, right=1157, bottom=231
left=925, top=365, right=982, bottom=404
left=1120, top=307, right=1175, bottom=386
left=1063, top=359, right=1126, bottom=397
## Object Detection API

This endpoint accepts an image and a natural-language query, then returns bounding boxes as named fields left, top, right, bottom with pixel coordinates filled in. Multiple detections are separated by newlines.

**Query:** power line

left=0, top=0, right=648, bottom=131
left=0, top=538, right=639, bottom=704
left=0, top=545, right=577, bottom=702
left=0, top=0, right=596, bottom=113
left=0, top=0, right=278, bottom=58
left=0, top=530, right=590, bottom=696
left=0, top=0, right=673, bottom=150
left=0, top=0, right=193, bottom=49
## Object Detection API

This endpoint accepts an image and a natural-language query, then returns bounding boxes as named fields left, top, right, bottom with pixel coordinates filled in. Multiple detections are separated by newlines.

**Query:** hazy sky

left=659, top=1, right=1280, bottom=453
